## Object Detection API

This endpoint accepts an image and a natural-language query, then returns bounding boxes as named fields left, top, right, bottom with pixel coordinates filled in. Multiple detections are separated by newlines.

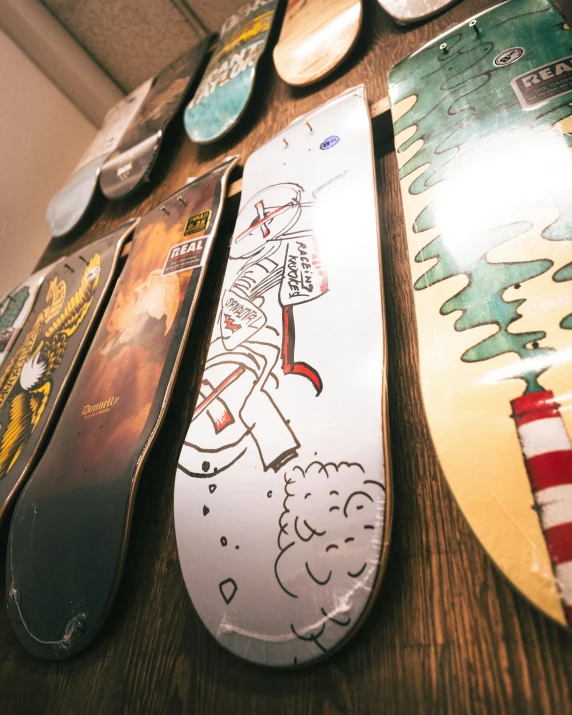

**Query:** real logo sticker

left=184, top=210, right=211, bottom=236
left=512, top=54, right=572, bottom=109
left=163, top=237, right=207, bottom=276
left=493, top=47, right=525, bottom=67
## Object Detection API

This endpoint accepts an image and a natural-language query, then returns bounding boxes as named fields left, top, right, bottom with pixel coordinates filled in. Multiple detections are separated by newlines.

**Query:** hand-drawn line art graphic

left=179, top=182, right=329, bottom=477
left=0, top=258, right=101, bottom=477
left=274, top=461, right=384, bottom=653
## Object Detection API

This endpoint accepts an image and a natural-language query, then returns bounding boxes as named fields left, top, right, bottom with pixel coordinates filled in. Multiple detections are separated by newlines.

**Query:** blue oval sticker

left=320, top=135, right=340, bottom=150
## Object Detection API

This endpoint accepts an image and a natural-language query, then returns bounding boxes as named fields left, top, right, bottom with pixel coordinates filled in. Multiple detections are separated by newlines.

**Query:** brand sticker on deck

left=493, top=47, right=525, bottom=67
left=163, top=237, right=206, bottom=276
left=511, top=54, right=572, bottom=108
left=184, top=210, right=211, bottom=236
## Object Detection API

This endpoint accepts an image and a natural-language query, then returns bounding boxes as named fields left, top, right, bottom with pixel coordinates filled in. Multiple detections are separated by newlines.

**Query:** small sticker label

left=117, top=162, right=132, bottom=181
left=86, top=266, right=101, bottom=282
left=163, top=237, right=206, bottom=276
left=320, top=136, right=340, bottom=150
left=511, top=54, right=572, bottom=109
left=493, top=47, right=525, bottom=67
left=184, top=210, right=211, bottom=236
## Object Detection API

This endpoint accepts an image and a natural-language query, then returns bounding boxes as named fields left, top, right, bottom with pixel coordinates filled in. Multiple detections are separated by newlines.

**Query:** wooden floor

left=2, top=0, right=572, bottom=712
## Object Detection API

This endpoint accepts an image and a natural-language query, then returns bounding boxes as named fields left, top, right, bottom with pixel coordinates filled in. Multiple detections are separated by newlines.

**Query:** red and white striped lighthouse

left=511, top=390, right=572, bottom=626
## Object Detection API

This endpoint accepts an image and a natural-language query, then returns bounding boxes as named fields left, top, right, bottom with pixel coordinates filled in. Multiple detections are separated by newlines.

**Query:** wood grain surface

left=1, top=0, right=572, bottom=712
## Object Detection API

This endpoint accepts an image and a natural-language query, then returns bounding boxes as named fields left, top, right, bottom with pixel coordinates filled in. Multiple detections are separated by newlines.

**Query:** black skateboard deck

left=0, top=221, right=137, bottom=524
left=100, top=39, right=212, bottom=200
left=7, top=158, right=237, bottom=659
left=45, top=83, right=152, bottom=237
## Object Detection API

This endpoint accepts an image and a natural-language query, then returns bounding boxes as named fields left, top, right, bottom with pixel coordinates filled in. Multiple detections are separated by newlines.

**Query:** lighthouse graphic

left=511, top=390, right=572, bottom=625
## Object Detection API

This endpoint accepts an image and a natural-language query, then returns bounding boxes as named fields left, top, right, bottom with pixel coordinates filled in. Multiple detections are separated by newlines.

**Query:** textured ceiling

left=41, top=0, right=245, bottom=92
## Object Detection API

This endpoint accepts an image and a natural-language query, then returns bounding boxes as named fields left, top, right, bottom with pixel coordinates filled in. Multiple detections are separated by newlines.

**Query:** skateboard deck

left=389, top=0, right=572, bottom=629
left=7, top=158, right=237, bottom=659
left=184, top=0, right=279, bottom=144
left=273, top=0, right=362, bottom=86
left=0, top=221, right=136, bottom=525
left=377, top=0, right=459, bottom=25
left=0, top=263, right=55, bottom=369
left=175, top=86, right=390, bottom=667
left=46, top=80, right=152, bottom=237
left=100, top=39, right=212, bottom=200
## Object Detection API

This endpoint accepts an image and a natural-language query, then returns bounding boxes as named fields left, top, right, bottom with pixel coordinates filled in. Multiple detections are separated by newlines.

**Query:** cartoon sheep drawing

left=274, top=460, right=385, bottom=652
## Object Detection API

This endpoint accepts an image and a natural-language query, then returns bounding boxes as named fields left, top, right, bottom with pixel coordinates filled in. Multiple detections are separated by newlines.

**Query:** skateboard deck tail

left=7, top=158, right=238, bottom=659
left=389, top=0, right=572, bottom=629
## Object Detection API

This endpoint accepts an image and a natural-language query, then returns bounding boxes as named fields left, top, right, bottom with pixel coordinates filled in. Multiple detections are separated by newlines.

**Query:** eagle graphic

left=0, top=254, right=101, bottom=478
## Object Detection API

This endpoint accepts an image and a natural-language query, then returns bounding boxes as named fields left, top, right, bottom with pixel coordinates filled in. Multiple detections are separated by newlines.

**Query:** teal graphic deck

left=184, top=0, right=279, bottom=144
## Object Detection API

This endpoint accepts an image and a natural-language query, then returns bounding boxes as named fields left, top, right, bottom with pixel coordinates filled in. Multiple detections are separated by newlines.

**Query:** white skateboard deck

left=377, top=0, right=460, bottom=25
left=0, top=263, right=53, bottom=368
left=175, top=86, right=391, bottom=667
left=45, top=79, right=152, bottom=237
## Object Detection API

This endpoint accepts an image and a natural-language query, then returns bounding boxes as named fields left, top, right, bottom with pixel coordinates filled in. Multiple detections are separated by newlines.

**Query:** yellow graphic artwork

left=216, top=11, right=273, bottom=61
left=0, top=255, right=101, bottom=477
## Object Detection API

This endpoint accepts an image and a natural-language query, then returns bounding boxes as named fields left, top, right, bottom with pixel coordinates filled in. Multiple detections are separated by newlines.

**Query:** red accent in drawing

left=281, top=305, right=322, bottom=395
left=235, top=201, right=294, bottom=244
left=255, top=201, right=270, bottom=238
left=224, top=314, right=241, bottom=333
left=512, top=390, right=572, bottom=627
left=194, top=368, right=245, bottom=420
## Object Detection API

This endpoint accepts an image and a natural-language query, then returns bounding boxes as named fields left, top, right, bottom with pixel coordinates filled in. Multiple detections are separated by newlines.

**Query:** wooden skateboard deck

left=184, top=0, right=279, bottom=144
left=46, top=80, right=152, bottom=237
left=377, top=0, right=459, bottom=25
left=378, top=0, right=459, bottom=25
left=0, top=221, right=137, bottom=525
left=175, top=86, right=390, bottom=667
left=273, top=0, right=362, bottom=87
left=7, top=158, right=237, bottom=659
left=0, top=264, right=55, bottom=369
left=100, top=39, right=212, bottom=200
left=389, top=0, right=572, bottom=629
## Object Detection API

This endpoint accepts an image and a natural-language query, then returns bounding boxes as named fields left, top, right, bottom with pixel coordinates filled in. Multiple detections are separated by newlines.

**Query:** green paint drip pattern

left=0, top=287, right=29, bottom=332
left=389, top=0, right=572, bottom=393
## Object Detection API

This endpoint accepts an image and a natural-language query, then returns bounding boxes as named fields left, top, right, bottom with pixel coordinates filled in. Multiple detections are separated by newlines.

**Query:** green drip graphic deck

left=389, top=0, right=572, bottom=629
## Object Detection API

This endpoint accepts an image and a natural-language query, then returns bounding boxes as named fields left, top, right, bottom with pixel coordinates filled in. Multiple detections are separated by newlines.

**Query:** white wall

left=0, top=28, right=97, bottom=295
